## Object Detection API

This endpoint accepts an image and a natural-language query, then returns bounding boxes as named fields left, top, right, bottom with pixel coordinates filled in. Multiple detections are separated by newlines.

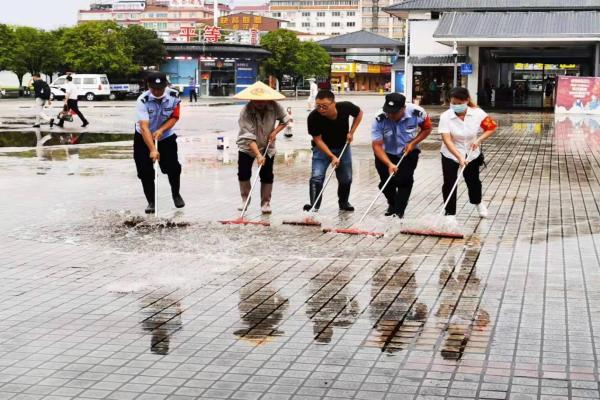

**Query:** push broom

left=322, top=152, right=407, bottom=238
left=400, top=150, right=475, bottom=239
left=219, top=142, right=271, bottom=226
left=154, top=138, right=159, bottom=218
left=282, top=142, right=349, bottom=227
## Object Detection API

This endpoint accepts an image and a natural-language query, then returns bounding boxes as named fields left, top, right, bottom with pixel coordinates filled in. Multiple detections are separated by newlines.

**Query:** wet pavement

left=1, top=97, right=600, bottom=399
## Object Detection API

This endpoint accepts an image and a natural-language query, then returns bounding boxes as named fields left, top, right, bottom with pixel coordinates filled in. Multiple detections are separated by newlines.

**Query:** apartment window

left=316, top=12, right=325, bottom=17
left=347, top=11, right=355, bottom=16
left=332, top=11, right=340, bottom=16
left=272, top=12, right=281, bottom=17
left=332, top=22, right=341, bottom=27
left=287, top=22, right=296, bottom=27
left=316, top=22, right=325, bottom=27
left=302, top=22, right=310, bottom=27
left=347, top=21, right=355, bottom=27
left=302, top=12, right=310, bottom=17
left=431, top=11, right=440, bottom=19
left=331, top=32, right=340, bottom=35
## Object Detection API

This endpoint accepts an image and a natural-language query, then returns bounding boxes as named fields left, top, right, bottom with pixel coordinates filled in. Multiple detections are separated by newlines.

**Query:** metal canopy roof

left=316, top=30, right=404, bottom=48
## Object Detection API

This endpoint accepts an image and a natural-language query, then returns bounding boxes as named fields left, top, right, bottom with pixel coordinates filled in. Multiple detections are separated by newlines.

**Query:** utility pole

left=453, top=40, right=458, bottom=88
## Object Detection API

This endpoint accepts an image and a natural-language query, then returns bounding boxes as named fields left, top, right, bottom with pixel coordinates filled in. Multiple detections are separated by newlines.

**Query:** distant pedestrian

left=307, top=78, right=318, bottom=111
left=189, top=77, right=197, bottom=102
left=284, top=107, right=293, bottom=138
left=57, top=75, right=89, bottom=128
left=29, top=74, right=54, bottom=128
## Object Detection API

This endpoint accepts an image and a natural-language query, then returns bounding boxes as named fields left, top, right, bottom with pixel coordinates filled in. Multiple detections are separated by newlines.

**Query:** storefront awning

left=408, top=55, right=469, bottom=65
left=164, top=42, right=271, bottom=59
left=433, top=11, right=600, bottom=45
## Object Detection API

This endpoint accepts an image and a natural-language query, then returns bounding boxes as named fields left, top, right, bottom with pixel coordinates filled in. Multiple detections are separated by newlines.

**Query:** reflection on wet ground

left=2, top=112, right=600, bottom=399
left=0, top=130, right=132, bottom=148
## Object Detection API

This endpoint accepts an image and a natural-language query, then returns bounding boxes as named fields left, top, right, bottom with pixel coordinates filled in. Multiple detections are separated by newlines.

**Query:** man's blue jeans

left=308, top=146, right=353, bottom=209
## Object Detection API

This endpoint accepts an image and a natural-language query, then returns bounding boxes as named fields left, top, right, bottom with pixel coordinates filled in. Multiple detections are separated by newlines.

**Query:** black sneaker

left=173, top=194, right=185, bottom=208
left=385, top=205, right=395, bottom=216
left=32, top=124, right=41, bottom=128
left=339, top=202, right=355, bottom=212
left=49, top=118, right=54, bottom=128
left=145, top=202, right=155, bottom=214
left=81, top=122, right=89, bottom=128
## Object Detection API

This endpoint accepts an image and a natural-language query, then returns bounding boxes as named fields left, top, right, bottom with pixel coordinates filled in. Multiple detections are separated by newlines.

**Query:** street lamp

left=452, top=40, right=458, bottom=88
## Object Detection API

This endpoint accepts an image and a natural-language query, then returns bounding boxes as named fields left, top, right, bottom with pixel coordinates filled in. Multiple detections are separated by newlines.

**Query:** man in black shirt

left=305, top=90, right=363, bottom=212
left=30, top=74, right=54, bottom=128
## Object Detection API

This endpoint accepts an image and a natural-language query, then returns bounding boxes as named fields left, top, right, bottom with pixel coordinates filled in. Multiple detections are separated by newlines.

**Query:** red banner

left=555, top=76, right=600, bottom=115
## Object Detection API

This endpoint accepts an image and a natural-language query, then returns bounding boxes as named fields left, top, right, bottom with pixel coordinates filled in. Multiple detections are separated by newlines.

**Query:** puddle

left=0, top=131, right=133, bottom=148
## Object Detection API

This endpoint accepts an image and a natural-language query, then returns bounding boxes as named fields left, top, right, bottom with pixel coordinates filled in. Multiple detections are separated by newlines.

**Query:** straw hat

left=234, top=81, right=285, bottom=101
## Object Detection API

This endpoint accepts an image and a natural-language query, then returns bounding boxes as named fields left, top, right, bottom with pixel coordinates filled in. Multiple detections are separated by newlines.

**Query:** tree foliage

left=125, top=25, right=166, bottom=69
left=260, top=29, right=330, bottom=86
left=58, top=21, right=137, bottom=76
left=0, top=24, right=14, bottom=71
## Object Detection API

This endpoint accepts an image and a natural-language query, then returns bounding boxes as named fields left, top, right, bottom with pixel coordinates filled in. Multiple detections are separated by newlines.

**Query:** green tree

left=260, top=29, right=302, bottom=85
left=10, top=26, right=58, bottom=86
left=295, top=41, right=331, bottom=82
left=59, top=21, right=137, bottom=76
left=125, top=25, right=166, bottom=71
left=0, top=24, right=15, bottom=71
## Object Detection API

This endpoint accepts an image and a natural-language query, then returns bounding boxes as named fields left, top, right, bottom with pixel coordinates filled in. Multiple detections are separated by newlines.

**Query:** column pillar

left=467, top=45, right=480, bottom=101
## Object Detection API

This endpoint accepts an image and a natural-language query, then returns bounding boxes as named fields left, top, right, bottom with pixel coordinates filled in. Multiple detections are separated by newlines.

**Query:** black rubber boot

left=385, top=204, right=395, bottom=216
left=145, top=202, right=155, bottom=214
left=173, top=194, right=185, bottom=208
left=304, top=181, right=323, bottom=211
left=141, top=178, right=155, bottom=206
left=338, top=184, right=354, bottom=212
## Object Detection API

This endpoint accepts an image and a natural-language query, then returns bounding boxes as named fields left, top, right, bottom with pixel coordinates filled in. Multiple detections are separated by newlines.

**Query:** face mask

left=451, top=103, right=468, bottom=114
left=152, top=93, right=165, bottom=100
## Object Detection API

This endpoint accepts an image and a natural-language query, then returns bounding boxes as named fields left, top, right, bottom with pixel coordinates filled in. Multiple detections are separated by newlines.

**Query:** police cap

left=147, top=72, right=169, bottom=89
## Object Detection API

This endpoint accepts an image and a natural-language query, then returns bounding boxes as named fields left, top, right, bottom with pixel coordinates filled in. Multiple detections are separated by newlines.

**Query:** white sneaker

left=476, top=203, right=489, bottom=218
left=261, top=202, right=272, bottom=214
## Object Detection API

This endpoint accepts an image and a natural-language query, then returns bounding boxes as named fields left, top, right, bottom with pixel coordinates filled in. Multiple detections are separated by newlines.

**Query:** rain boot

left=169, top=174, right=185, bottom=208
left=141, top=178, right=155, bottom=214
left=238, top=180, right=251, bottom=211
left=338, top=183, right=354, bottom=212
left=261, top=183, right=273, bottom=214
left=303, top=181, right=323, bottom=211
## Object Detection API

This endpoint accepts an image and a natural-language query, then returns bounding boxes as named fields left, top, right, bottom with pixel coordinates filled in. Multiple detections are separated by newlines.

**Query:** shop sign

left=355, top=64, right=368, bottom=73
left=203, top=26, right=222, bottom=43
left=201, top=59, right=234, bottom=69
left=331, top=63, right=355, bottom=73
left=380, top=65, right=392, bottom=74
left=460, top=63, right=473, bottom=75
left=555, top=76, right=600, bottom=115
left=367, top=65, right=381, bottom=74
left=179, top=26, right=197, bottom=42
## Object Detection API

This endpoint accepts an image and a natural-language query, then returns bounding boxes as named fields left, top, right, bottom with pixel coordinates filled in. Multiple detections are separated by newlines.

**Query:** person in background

left=29, top=74, right=54, bottom=128
left=307, top=78, right=318, bottom=111
left=284, top=107, right=294, bottom=138
left=188, top=77, right=197, bottom=102
left=57, top=75, right=89, bottom=128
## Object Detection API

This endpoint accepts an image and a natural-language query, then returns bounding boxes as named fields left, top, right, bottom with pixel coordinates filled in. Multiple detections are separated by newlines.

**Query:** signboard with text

left=555, top=76, right=600, bottom=115
left=203, top=26, right=222, bottom=43
left=179, top=26, right=197, bottom=42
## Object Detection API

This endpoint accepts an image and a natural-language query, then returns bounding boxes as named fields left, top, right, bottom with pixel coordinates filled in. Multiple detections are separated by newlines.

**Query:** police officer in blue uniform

left=371, top=93, right=433, bottom=218
left=134, top=72, right=185, bottom=214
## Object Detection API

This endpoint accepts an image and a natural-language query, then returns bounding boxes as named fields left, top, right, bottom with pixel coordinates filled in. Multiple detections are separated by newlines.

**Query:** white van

left=51, top=74, right=111, bottom=101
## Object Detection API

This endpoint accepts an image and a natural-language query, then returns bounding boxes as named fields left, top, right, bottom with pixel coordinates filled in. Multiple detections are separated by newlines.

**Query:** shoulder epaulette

left=140, top=94, right=150, bottom=103
left=170, top=91, right=179, bottom=98
left=376, top=113, right=387, bottom=122
left=412, top=108, right=423, bottom=118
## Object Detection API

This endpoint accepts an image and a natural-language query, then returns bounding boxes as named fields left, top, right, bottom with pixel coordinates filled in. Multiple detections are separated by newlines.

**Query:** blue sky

left=1, top=0, right=254, bottom=30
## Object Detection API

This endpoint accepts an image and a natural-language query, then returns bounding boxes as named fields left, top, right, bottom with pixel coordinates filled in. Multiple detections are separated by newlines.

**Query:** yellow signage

left=331, top=63, right=355, bottom=73
left=368, top=65, right=381, bottom=73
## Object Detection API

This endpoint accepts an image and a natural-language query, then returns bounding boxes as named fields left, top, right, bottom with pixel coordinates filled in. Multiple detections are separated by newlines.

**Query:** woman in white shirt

left=437, top=87, right=497, bottom=220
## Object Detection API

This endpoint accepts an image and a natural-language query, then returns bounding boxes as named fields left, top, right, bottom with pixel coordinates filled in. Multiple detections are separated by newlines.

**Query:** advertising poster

left=555, top=76, right=600, bottom=115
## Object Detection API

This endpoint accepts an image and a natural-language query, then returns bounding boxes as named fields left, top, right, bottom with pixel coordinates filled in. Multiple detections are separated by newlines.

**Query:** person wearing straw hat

left=134, top=72, right=184, bottom=214
left=371, top=93, right=432, bottom=218
left=235, top=81, right=291, bottom=214
left=438, top=87, right=497, bottom=222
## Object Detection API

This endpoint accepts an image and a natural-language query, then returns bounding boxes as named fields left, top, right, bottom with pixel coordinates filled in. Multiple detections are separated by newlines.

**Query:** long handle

left=154, top=138, right=159, bottom=218
left=357, top=152, right=407, bottom=225
left=307, top=141, right=350, bottom=213
left=439, top=148, right=474, bottom=216
left=239, top=142, right=271, bottom=219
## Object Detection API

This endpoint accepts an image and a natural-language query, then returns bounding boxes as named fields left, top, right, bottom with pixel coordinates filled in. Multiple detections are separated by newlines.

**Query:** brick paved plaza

left=1, top=98, right=600, bottom=399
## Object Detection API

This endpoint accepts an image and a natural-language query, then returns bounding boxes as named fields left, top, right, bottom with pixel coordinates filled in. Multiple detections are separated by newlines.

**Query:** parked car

left=50, top=74, right=111, bottom=101
left=108, top=82, right=141, bottom=100
left=50, top=86, right=65, bottom=101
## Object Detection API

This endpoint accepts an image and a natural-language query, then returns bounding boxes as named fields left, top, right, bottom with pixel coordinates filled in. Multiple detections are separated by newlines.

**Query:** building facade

left=385, top=0, right=600, bottom=109
left=78, top=0, right=230, bottom=41
left=268, top=0, right=361, bottom=38
left=361, top=0, right=405, bottom=40
left=317, top=30, right=403, bottom=91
